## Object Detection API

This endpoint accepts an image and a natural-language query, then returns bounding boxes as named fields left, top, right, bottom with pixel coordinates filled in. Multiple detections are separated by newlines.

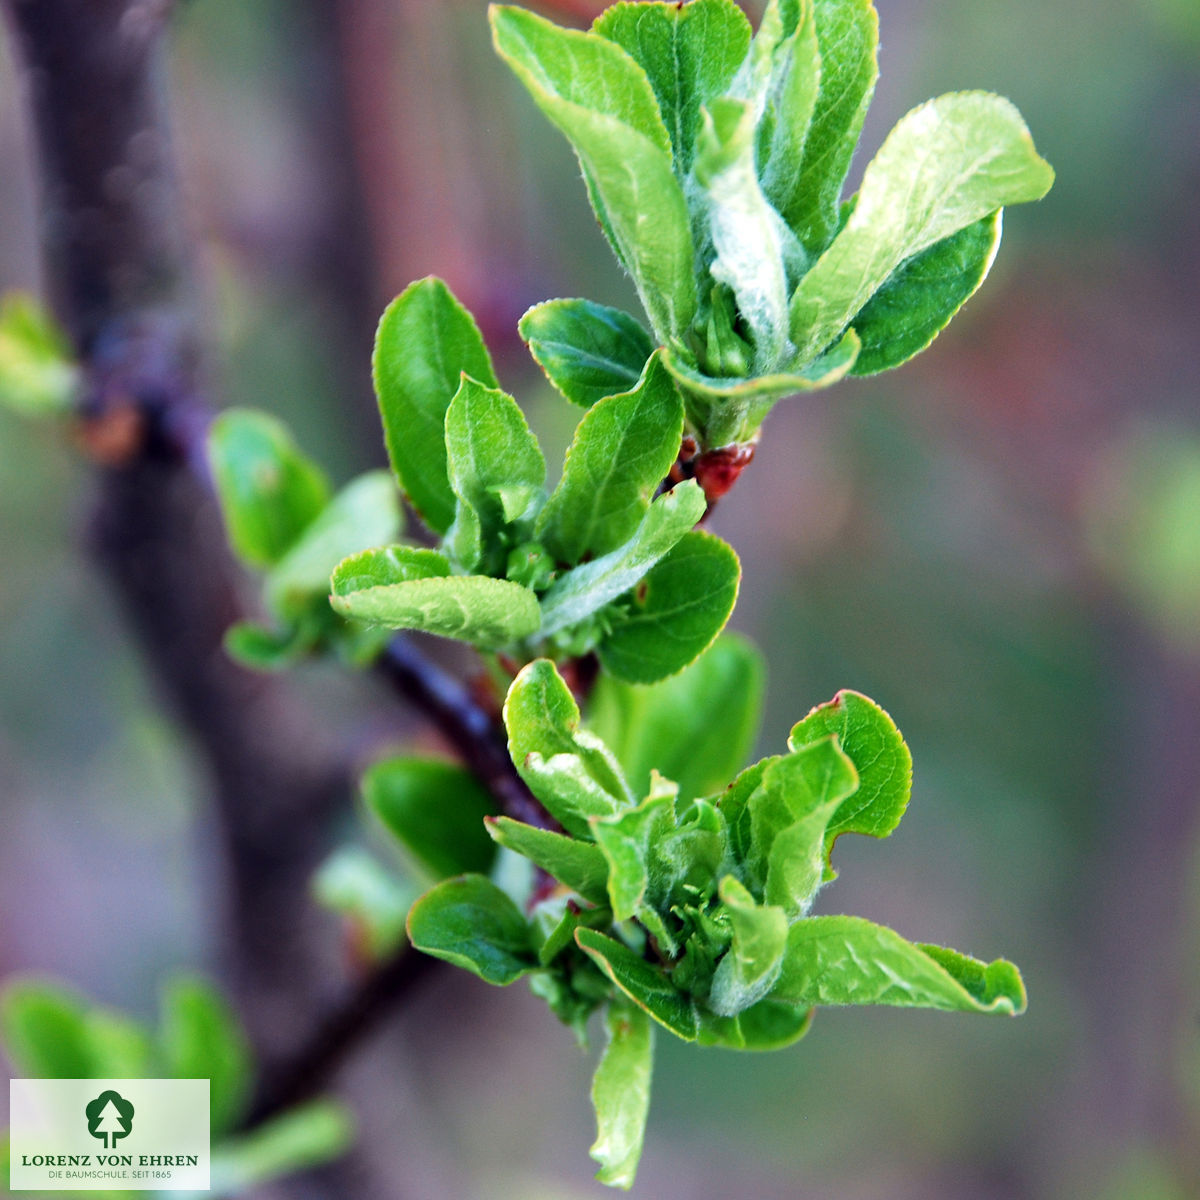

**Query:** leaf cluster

left=0, top=976, right=352, bottom=1195
left=329, top=278, right=738, bottom=682
left=401, top=639, right=1025, bottom=1186
left=207, top=410, right=402, bottom=669
left=495, top=0, right=1054, bottom=445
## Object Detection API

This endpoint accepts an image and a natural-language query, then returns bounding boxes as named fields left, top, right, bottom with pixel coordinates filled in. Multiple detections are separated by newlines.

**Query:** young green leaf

left=538, top=482, right=706, bottom=638
left=159, top=976, right=253, bottom=1136
left=591, top=791, right=676, bottom=920
left=444, top=376, right=546, bottom=572
left=694, top=97, right=793, bottom=370
left=519, top=299, right=655, bottom=408
left=576, top=927, right=698, bottom=1041
left=224, top=620, right=315, bottom=672
left=504, top=659, right=633, bottom=837
left=708, top=876, right=788, bottom=1016
left=597, top=529, right=740, bottom=683
left=363, top=756, right=498, bottom=879
left=694, top=995, right=813, bottom=1051
left=591, top=0, right=751, bottom=175
left=589, top=1000, right=654, bottom=1189
left=788, top=689, right=912, bottom=857
left=491, top=6, right=697, bottom=339
left=0, top=980, right=154, bottom=1079
left=485, top=817, right=611, bottom=906
left=0, top=292, right=78, bottom=417
left=773, top=915, right=1027, bottom=1014
left=849, top=211, right=1002, bottom=376
left=789, top=92, right=1055, bottom=362
left=264, top=471, right=402, bottom=615
left=208, top=410, right=331, bottom=569
left=588, top=633, right=765, bottom=804
left=407, top=874, right=538, bottom=984
left=209, top=1100, right=354, bottom=1193
left=330, top=546, right=541, bottom=647
left=311, top=846, right=415, bottom=959
left=757, top=2, right=821, bottom=233
left=757, top=737, right=859, bottom=917
left=373, top=277, right=499, bottom=533
left=0, top=982, right=97, bottom=1077
left=537, top=352, right=683, bottom=565
left=785, top=0, right=878, bottom=254
left=661, top=327, right=859, bottom=446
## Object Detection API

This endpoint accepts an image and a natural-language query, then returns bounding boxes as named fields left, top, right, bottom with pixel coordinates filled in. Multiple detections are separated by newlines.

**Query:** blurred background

left=1, top=0, right=1198, bottom=1197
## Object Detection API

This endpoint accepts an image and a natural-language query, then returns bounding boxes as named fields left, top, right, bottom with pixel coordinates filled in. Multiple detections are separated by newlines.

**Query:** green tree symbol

left=85, top=1090, right=134, bottom=1150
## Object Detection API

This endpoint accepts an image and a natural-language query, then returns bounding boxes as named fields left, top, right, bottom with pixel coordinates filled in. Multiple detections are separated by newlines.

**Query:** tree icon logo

left=85, top=1090, right=135, bottom=1149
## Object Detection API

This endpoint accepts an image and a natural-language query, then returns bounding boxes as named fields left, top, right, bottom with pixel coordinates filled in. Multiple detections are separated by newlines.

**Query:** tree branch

left=1, top=0, right=357, bottom=1072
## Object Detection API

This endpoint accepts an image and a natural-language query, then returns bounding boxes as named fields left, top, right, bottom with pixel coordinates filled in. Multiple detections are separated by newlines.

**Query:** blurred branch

left=0, top=0, right=546, bottom=1131
left=0, top=0, right=357, bottom=1071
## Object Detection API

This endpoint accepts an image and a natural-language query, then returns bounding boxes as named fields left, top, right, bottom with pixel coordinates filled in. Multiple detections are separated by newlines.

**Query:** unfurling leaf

left=330, top=545, right=541, bottom=647
left=486, top=817, right=611, bottom=905
left=504, top=659, right=632, bottom=837
left=590, top=1001, right=654, bottom=1189
left=444, top=376, right=546, bottom=572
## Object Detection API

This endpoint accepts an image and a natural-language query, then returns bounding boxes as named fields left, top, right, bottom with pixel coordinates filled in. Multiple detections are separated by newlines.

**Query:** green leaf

left=491, top=6, right=697, bottom=340
left=0, top=292, right=78, bottom=416
left=757, top=2, right=822, bottom=233
left=373, top=277, right=499, bottom=533
left=785, top=0, right=878, bottom=253
left=363, top=756, right=498, bottom=880
left=407, top=874, right=538, bottom=984
left=210, top=1100, right=353, bottom=1193
left=311, top=846, right=415, bottom=958
left=504, top=659, right=632, bottom=838
left=709, top=876, right=788, bottom=1016
left=159, top=976, right=253, bottom=1137
left=694, top=97, right=793, bottom=370
left=598, top=530, right=740, bottom=684
left=0, top=980, right=153, bottom=1078
left=789, top=92, right=1055, bottom=362
left=788, top=689, right=912, bottom=855
left=695, top=995, right=813, bottom=1050
left=223, top=620, right=314, bottom=671
left=486, top=816, right=611, bottom=906
left=444, top=376, right=546, bottom=571
left=538, top=482, right=706, bottom=638
left=591, top=791, right=676, bottom=920
left=757, top=736, right=859, bottom=917
left=588, top=633, right=765, bottom=804
left=589, top=1000, right=654, bottom=1190
left=537, top=352, right=683, bottom=565
left=849, top=211, right=1002, bottom=376
left=208, top=410, right=331, bottom=569
left=519, top=299, right=655, bottom=409
left=576, top=927, right=698, bottom=1040
left=591, top=0, right=751, bottom=175
left=330, top=546, right=541, bottom=647
left=773, top=915, right=1027, bottom=1014
left=265, top=471, right=402, bottom=614
left=661, top=328, right=859, bottom=446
